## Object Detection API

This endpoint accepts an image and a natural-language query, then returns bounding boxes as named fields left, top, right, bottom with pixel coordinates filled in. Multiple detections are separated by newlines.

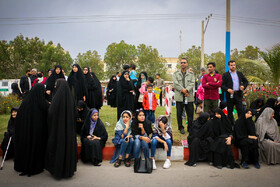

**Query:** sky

left=0, top=0, right=279, bottom=59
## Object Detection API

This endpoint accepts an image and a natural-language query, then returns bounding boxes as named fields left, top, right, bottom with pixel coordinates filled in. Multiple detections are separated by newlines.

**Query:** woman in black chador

left=211, top=108, right=237, bottom=169
left=14, top=84, right=49, bottom=176
left=45, top=79, right=77, bottom=179
left=1, top=107, right=18, bottom=160
left=90, top=68, right=103, bottom=110
left=117, top=71, right=135, bottom=120
left=80, top=109, right=108, bottom=166
left=185, top=112, right=213, bottom=167
left=76, top=100, right=90, bottom=134
left=46, top=65, right=65, bottom=101
left=83, top=67, right=96, bottom=109
left=106, top=75, right=118, bottom=107
left=234, top=109, right=260, bottom=169
left=68, top=64, right=87, bottom=104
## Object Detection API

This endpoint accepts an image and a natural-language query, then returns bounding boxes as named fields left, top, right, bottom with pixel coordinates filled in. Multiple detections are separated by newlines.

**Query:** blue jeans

left=133, top=138, right=150, bottom=158
left=145, top=110, right=155, bottom=123
left=151, top=138, right=172, bottom=157
left=119, top=138, right=134, bottom=157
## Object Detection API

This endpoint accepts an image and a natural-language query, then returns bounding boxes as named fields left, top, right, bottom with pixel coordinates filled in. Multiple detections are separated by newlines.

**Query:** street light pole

left=225, top=0, right=231, bottom=72
left=201, top=14, right=212, bottom=68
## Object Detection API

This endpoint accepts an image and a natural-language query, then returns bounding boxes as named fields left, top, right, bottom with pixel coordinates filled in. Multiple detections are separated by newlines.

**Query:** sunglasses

left=180, top=62, right=187, bottom=64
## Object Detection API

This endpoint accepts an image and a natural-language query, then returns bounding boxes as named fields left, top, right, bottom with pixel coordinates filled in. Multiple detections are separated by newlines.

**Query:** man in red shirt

left=202, top=62, right=222, bottom=114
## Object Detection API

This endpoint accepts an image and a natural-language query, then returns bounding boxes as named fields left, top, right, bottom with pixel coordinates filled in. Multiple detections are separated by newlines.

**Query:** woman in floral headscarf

left=110, top=110, right=134, bottom=167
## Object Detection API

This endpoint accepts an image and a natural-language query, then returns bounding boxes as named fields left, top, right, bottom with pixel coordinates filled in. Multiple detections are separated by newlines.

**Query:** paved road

left=0, top=160, right=279, bottom=187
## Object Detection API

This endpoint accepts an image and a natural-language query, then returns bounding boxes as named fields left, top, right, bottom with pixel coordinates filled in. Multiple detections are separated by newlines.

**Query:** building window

left=167, top=64, right=172, bottom=68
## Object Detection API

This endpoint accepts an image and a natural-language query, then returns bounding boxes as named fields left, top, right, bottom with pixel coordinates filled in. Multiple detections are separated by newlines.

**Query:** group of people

left=173, top=58, right=280, bottom=169
left=1, top=58, right=280, bottom=179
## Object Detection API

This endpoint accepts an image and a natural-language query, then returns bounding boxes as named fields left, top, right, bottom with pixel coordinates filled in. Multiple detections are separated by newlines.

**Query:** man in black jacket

left=19, top=69, right=32, bottom=98
left=222, top=60, right=248, bottom=125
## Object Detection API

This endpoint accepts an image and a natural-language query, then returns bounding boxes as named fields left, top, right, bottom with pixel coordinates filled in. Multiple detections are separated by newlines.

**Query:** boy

left=142, top=84, right=157, bottom=123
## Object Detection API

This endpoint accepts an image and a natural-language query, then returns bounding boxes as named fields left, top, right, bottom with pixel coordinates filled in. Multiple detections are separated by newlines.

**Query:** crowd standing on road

left=1, top=58, right=280, bottom=179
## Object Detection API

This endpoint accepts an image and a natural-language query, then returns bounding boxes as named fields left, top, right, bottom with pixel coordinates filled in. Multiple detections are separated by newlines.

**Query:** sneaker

left=254, top=162, right=261, bottom=169
left=184, top=162, right=196, bottom=167
left=163, top=159, right=171, bottom=169
left=216, top=165, right=223, bottom=169
left=180, top=129, right=185, bottom=134
left=152, top=159, right=157, bottom=170
left=241, top=162, right=249, bottom=169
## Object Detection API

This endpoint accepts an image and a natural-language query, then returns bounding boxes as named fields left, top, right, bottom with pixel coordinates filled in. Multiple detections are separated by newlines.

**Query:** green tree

left=136, top=44, right=167, bottom=79
left=104, top=40, right=137, bottom=78
left=240, top=45, right=260, bottom=60
left=208, top=51, right=225, bottom=75
left=75, top=50, right=104, bottom=80
left=237, top=59, right=271, bottom=83
left=0, top=34, right=73, bottom=79
left=259, top=44, right=280, bottom=85
left=231, top=48, right=239, bottom=61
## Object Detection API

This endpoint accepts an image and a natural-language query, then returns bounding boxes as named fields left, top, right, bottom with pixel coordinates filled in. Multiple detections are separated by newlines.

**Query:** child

left=151, top=116, right=173, bottom=169
left=195, top=100, right=203, bottom=120
left=142, top=84, right=157, bottom=123
left=129, top=64, right=137, bottom=86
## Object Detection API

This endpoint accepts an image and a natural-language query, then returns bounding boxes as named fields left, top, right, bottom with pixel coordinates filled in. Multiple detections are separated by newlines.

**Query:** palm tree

left=259, top=44, right=280, bottom=86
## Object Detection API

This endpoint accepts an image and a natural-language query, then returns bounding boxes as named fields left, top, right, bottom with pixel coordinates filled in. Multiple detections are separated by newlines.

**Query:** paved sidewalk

left=0, top=160, right=279, bottom=187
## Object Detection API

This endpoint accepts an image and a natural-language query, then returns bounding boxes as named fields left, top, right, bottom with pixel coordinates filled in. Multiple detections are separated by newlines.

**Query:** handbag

left=134, top=157, right=153, bottom=173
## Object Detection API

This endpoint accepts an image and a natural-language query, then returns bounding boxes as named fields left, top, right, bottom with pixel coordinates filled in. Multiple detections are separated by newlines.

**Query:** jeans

left=145, top=110, right=155, bottom=123
left=176, top=102, right=194, bottom=132
left=133, top=138, right=150, bottom=158
left=119, top=138, right=134, bottom=157
left=151, top=138, right=172, bottom=157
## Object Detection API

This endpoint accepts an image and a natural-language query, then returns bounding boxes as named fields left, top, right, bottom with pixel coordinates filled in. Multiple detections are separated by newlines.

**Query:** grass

left=0, top=105, right=188, bottom=146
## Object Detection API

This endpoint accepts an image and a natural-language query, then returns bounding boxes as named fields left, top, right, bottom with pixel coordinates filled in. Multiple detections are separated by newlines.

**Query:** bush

left=246, top=84, right=280, bottom=106
left=0, top=94, right=22, bottom=114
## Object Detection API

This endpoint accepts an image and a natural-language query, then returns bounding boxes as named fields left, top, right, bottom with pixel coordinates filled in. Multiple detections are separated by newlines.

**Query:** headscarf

left=255, top=98, right=277, bottom=121
left=256, top=107, right=280, bottom=142
left=131, top=109, right=152, bottom=136
left=234, top=109, right=256, bottom=142
left=7, top=107, right=19, bottom=136
left=46, top=65, right=65, bottom=91
left=115, top=110, right=132, bottom=135
left=67, top=64, right=87, bottom=102
left=108, top=75, right=117, bottom=90
left=212, top=108, right=232, bottom=137
left=250, top=98, right=264, bottom=109
left=89, top=109, right=99, bottom=135
left=153, top=115, right=172, bottom=136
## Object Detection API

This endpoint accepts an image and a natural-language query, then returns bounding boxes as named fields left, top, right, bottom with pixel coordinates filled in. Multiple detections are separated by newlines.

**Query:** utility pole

left=225, top=0, right=230, bottom=72
left=201, top=14, right=212, bottom=68
left=179, top=30, right=182, bottom=54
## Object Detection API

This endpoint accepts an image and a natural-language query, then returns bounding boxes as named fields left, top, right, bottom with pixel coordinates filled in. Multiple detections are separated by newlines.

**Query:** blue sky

left=0, top=0, right=279, bottom=59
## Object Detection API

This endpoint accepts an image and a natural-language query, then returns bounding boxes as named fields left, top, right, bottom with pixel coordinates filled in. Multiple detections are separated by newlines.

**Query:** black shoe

left=124, top=158, right=131, bottom=167
left=184, top=162, right=196, bottom=167
left=114, top=159, right=121, bottom=167
left=216, top=166, right=223, bottom=169
left=180, top=129, right=185, bottom=134
left=19, top=172, right=27, bottom=176
left=254, top=162, right=261, bottom=169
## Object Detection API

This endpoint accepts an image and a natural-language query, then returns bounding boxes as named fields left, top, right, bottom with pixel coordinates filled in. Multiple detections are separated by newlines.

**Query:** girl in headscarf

left=185, top=112, right=213, bottom=167
left=110, top=110, right=134, bottom=167
left=131, top=109, right=152, bottom=159
left=45, top=65, right=65, bottom=101
left=1, top=107, right=18, bottom=160
left=67, top=64, right=87, bottom=104
left=76, top=100, right=90, bottom=134
left=89, top=68, right=103, bottom=110
left=211, top=108, right=237, bottom=169
left=117, top=71, right=135, bottom=120
left=151, top=116, right=173, bottom=169
left=14, top=84, right=49, bottom=176
left=80, top=109, right=108, bottom=166
left=234, top=109, right=260, bottom=169
left=45, top=79, right=77, bottom=179
left=83, top=67, right=97, bottom=109
left=107, top=75, right=118, bottom=108
left=256, top=107, right=280, bottom=164
left=250, top=98, right=264, bottom=116
left=135, top=72, right=148, bottom=110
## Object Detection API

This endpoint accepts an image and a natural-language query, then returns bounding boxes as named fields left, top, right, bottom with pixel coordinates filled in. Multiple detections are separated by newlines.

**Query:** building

left=163, top=57, right=179, bottom=74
